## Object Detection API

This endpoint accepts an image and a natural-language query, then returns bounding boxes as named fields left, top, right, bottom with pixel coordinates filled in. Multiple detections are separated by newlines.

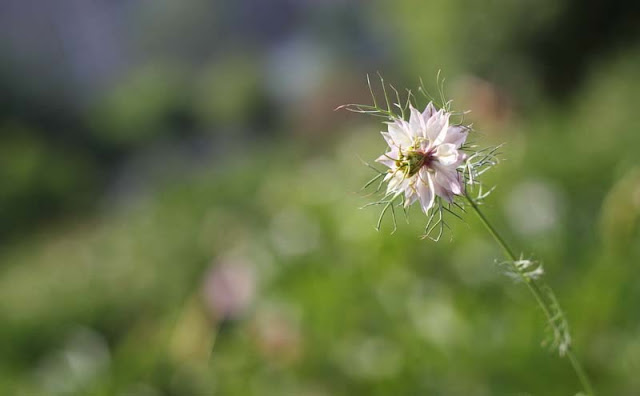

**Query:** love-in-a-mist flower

left=376, top=103, right=469, bottom=213
left=344, top=77, right=595, bottom=395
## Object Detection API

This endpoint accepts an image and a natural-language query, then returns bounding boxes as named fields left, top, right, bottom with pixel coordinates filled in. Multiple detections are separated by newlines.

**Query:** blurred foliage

left=90, top=65, right=191, bottom=146
left=1, top=0, right=640, bottom=395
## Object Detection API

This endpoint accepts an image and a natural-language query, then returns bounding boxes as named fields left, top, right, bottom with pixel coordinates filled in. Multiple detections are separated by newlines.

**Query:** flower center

left=397, top=149, right=433, bottom=177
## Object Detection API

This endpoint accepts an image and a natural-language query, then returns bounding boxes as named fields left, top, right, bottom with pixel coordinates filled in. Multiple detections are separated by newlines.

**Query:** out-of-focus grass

left=1, top=50, right=640, bottom=396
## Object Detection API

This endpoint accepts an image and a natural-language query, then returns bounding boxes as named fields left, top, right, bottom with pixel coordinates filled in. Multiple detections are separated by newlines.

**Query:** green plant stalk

left=464, top=192, right=595, bottom=396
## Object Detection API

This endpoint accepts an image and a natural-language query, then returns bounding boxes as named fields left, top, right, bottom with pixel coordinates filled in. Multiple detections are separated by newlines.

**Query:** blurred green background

left=1, top=0, right=640, bottom=395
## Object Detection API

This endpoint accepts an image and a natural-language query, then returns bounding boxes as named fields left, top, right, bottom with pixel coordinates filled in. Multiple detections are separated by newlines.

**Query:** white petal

left=417, top=168, right=435, bottom=213
left=431, top=181, right=453, bottom=203
left=426, top=110, right=450, bottom=146
left=418, top=139, right=431, bottom=152
left=387, top=120, right=412, bottom=148
left=431, top=163, right=463, bottom=201
left=422, top=102, right=437, bottom=120
left=404, top=188, right=418, bottom=207
left=386, top=172, right=403, bottom=194
left=442, top=125, right=469, bottom=148
left=375, top=148, right=399, bottom=168
left=409, top=105, right=426, bottom=137
left=380, top=132, right=395, bottom=147
left=400, top=118, right=420, bottom=141
left=376, top=154, right=394, bottom=168
left=435, top=143, right=459, bottom=166
left=387, top=171, right=413, bottom=195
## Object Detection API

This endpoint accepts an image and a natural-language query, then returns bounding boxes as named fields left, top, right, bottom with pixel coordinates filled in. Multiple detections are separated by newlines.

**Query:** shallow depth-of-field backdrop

left=1, top=1, right=640, bottom=395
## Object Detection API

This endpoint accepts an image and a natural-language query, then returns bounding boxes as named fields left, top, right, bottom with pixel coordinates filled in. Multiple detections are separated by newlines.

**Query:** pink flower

left=376, top=103, right=468, bottom=213
left=202, top=261, right=255, bottom=321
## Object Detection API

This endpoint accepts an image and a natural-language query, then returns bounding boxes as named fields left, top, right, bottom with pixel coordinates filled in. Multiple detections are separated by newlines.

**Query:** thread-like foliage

left=497, top=256, right=572, bottom=356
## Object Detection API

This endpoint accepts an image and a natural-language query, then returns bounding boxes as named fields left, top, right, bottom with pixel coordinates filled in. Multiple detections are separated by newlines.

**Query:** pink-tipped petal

left=422, top=102, right=437, bottom=120
left=432, top=164, right=463, bottom=197
left=432, top=182, right=454, bottom=203
left=442, top=125, right=469, bottom=148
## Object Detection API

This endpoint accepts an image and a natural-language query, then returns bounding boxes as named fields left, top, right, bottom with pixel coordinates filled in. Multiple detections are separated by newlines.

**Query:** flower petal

left=435, top=143, right=459, bottom=166
left=422, top=102, right=437, bottom=120
left=380, top=132, right=395, bottom=147
left=426, top=110, right=450, bottom=146
left=442, top=125, right=469, bottom=148
left=433, top=184, right=454, bottom=202
left=385, top=171, right=403, bottom=194
left=375, top=148, right=399, bottom=168
left=417, top=168, right=435, bottom=213
left=409, top=105, right=426, bottom=138
left=387, top=120, right=412, bottom=148
left=404, top=187, right=418, bottom=207
left=431, top=163, right=463, bottom=201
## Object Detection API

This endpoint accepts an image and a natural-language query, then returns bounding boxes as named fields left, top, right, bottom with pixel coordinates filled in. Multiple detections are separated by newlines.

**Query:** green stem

left=464, top=192, right=595, bottom=396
